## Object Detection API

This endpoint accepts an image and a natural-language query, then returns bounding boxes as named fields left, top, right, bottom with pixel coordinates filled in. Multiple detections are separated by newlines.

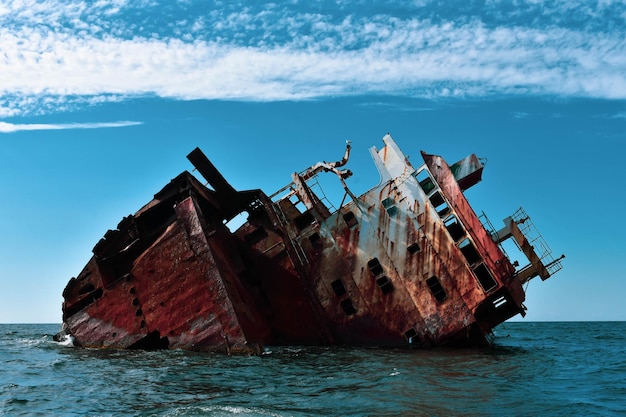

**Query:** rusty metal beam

left=187, top=147, right=237, bottom=196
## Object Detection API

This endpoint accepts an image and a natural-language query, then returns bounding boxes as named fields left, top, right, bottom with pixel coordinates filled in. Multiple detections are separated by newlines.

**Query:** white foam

left=56, top=334, right=75, bottom=347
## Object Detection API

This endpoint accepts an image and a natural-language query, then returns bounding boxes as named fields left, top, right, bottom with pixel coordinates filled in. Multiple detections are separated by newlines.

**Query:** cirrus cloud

left=0, top=120, right=142, bottom=133
left=0, top=0, right=625, bottom=116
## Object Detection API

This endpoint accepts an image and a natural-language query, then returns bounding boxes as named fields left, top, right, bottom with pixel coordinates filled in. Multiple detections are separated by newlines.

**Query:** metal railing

left=511, top=207, right=564, bottom=276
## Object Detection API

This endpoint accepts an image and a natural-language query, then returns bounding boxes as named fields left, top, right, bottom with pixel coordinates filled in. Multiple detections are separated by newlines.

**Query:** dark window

left=382, top=197, right=394, bottom=208
left=309, top=232, right=321, bottom=244
left=404, top=328, right=417, bottom=340
left=407, top=242, right=421, bottom=254
left=376, top=276, right=394, bottom=294
left=426, top=276, right=447, bottom=302
left=473, top=263, right=498, bottom=292
left=331, top=279, right=347, bottom=297
left=382, top=197, right=398, bottom=216
left=404, top=328, right=420, bottom=344
left=294, top=211, right=316, bottom=230
left=444, top=215, right=465, bottom=242
left=459, top=238, right=481, bottom=266
left=343, top=211, right=358, bottom=228
left=367, top=258, right=384, bottom=276
left=340, top=298, right=357, bottom=315
left=429, top=192, right=450, bottom=218
left=415, top=170, right=436, bottom=195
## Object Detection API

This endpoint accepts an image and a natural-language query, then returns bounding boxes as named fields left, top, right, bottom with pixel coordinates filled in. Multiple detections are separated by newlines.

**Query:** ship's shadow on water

left=2, top=323, right=626, bottom=417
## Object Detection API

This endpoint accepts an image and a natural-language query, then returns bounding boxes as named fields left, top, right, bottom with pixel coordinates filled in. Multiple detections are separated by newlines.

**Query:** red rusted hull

left=56, top=135, right=563, bottom=352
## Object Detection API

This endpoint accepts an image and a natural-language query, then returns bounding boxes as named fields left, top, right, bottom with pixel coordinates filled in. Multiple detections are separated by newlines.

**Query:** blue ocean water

left=1, top=322, right=625, bottom=416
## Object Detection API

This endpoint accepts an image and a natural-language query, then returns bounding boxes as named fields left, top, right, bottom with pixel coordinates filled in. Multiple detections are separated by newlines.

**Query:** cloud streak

left=1, top=0, right=625, bottom=116
left=0, top=121, right=142, bottom=133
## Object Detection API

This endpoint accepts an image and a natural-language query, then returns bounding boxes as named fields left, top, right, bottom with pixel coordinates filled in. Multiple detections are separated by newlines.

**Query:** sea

left=1, top=322, right=624, bottom=417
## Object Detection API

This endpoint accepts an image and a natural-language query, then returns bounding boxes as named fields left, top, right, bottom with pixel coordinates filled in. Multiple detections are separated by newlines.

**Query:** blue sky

left=1, top=0, right=625, bottom=323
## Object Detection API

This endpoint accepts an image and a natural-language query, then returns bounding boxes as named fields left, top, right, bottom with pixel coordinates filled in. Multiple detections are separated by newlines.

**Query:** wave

left=53, top=333, right=75, bottom=348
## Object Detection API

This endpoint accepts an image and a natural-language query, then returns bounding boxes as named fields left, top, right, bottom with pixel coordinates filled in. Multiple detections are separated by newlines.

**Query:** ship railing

left=478, top=211, right=513, bottom=260
left=270, top=171, right=342, bottom=214
left=478, top=211, right=498, bottom=239
left=510, top=207, right=563, bottom=275
left=269, top=181, right=296, bottom=202
left=509, top=207, right=565, bottom=281
left=485, top=207, right=565, bottom=282
left=300, top=172, right=338, bottom=213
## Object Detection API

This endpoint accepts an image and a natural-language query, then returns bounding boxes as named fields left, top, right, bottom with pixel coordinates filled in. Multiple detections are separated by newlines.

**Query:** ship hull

left=57, top=135, right=562, bottom=352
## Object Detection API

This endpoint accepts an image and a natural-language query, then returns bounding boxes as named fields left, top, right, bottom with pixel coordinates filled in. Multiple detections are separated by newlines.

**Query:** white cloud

left=0, top=1, right=625, bottom=115
left=0, top=120, right=142, bottom=133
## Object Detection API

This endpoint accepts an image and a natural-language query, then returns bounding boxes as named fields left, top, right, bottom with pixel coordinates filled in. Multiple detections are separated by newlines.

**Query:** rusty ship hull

left=56, top=134, right=563, bottom=353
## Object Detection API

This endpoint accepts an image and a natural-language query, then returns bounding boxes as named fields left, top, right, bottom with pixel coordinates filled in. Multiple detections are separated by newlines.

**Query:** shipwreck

left=56, top=134, right=564, bottom=353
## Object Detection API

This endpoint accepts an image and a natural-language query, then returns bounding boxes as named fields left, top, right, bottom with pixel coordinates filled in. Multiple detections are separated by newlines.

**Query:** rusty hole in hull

left=340, top=298, right=357, bottom=315
left=404, top=328, right=419, bottom=344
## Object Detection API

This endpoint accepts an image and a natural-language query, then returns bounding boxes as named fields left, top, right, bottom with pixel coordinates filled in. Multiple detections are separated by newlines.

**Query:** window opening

left=367, top=258, right=384, bottom=276
left=407, top=242, right=421, bottom=254
left=473, top=263, right=498, bottom=292
left=331, top=279, right=347, bottom=297
left=382, top=197, right=398, bottom=216
left=493, top=295, right=508, bottom=309
left=414, top=169, right=436, bottom=195
left=225, top=211, right=249, bottom=232
left=340, top=298, right=357, bottom=315
left=458, top=238, right=481, bottom=266
left=376, top=276, right=394, bottom=294
left=289, top=194, right=306, bottom=213
left=294, top=211, right=316, bottom=231
left=444, top=215, right=465, bottom=242
left=404, top=328, right=419, bottom=344
left=429, top=192, right=450, bottom=218
left=309, top=233, right=321, bottom=244
left=343, top=211, right=358, bottom=228
left=426, top=276, right=447, bottom=302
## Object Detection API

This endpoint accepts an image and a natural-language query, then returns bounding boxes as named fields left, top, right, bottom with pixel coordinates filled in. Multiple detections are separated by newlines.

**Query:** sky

left=1, top=0, right=625, bottom=324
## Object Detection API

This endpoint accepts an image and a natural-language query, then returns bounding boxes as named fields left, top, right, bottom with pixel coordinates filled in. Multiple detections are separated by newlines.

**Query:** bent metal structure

left=56, top=134, right=564, bottom=352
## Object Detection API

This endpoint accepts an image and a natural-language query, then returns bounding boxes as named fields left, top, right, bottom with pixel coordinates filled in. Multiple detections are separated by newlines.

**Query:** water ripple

left=1, top=323, right=626, bottom=416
